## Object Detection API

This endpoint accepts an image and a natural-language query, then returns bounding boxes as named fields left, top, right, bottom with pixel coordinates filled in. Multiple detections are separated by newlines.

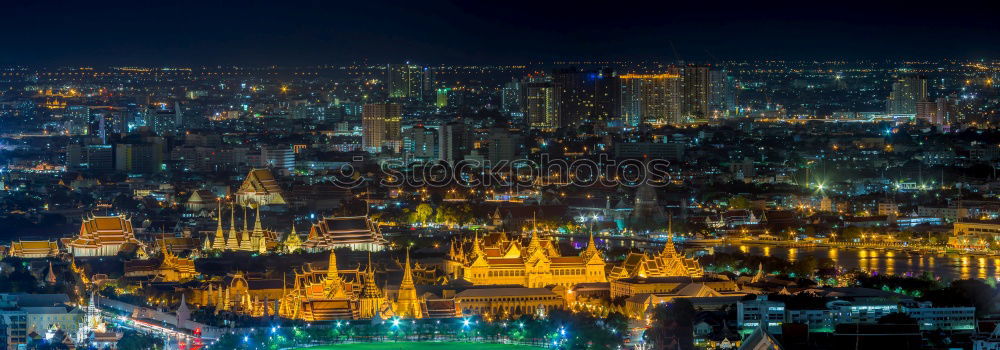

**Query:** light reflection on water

left=570, top=237, right=1000, bottom=281
left=710, top=244, right=1000, bottom=281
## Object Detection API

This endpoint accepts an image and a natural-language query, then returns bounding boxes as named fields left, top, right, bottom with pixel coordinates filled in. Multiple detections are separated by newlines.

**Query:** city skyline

left=3, top=3, right=1000, bottom=350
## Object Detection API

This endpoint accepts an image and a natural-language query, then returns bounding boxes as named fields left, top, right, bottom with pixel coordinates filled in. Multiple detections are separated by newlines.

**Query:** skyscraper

left=501, top=79, right=523, bottom=116
left=593, top=67, right=621, bottom=125
left=486, top=127, right=520, bottom=165
left=435, top=88, right=450, bottom=108
left=387, top=64, right=423, bottom=101
left=552, top=67, right=597, bottom=128
left=524, top=77, right=560, bottom=130
left=362, top=103, right=402, bottom=153
left=886, top=75, right=928, bottom=115
left=500, top=78, right=524, bottom=115
left=403, top=125, right=439, bottom=163
left=439, top=121, right=468, bottom=164
left=680, top=65, right=711, bottom=119
left=145, top=102, right=182, bottom=136
left=619, top=73, right=682, bottom=126
left=708, top=69, right=736, bottom=118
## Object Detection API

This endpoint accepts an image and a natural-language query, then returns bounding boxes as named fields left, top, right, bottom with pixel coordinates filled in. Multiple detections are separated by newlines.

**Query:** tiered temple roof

left=236, top=168, right=286, bottom=206
left=608, top=235, right=703, bottom=280
left=62, top=215, right=142, bottom=257
left=302, top=216, right=386, bottom=252
left=9, top=240, right=60, bottom=258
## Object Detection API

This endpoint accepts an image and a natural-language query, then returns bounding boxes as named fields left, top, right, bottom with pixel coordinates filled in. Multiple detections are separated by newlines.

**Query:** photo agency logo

left=330, top=154, right=672, bottom=190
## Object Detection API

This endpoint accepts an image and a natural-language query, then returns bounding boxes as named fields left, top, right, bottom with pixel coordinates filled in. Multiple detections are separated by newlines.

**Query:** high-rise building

left=552, top=67, right=597, bottom=128
left=362, top=103, right=403, bottom=153
left=387, top=64, right=423, bottom=101
left=145, top=102, right=182, bottom=135
left=886, top=75, right=928, bottom=115
left=501, top=79, right=523, bottom=116
left=619, top=73, right=682, bottom=126
left=680, top=65, right=711, bottom=119
left=403, top=125, right=439, bottom=163
left=64, top=105, right=90, bottom=135
left=708, top=69, right=736, bottom=117
left=115, top=140, right=165, bottom=174
left=439, top=121, right=468, bottom=164
left=261, top=147, right=296, bottom=174
left=435, top=88, right=449, bottom=108
left=422, top=67, right=437, bottom=101
left=593, top=67, right=621, bottom=125
left=916, top=98, right=949, bottom=126
left=486, top=127, right=520, bottom=165
left=524, top=78, right=561, bottom=130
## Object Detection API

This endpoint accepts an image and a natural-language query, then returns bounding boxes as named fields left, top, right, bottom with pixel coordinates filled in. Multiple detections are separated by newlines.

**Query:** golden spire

left=213, top=199, right=225, bottom=250
left=527, top=212, right=541, bottom=253
left=661, top=216, right=677, bottom=257
left=361, top=252, right=382, bottom=298
left=472, top=233, right=484, bottom=258
left=326, top=250, right=339, bottom=281
left=243, top=203, right=248, bottom=233
left=400, top=248, right=414, bottom=289
left=583, top=230, right=599, bottom=258
left=253, top=205, right=263, bottom=233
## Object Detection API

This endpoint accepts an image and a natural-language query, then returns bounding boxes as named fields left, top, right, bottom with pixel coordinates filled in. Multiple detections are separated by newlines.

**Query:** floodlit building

left=7, top=241, right=60, bottom=258
left=302, top=216, right=387, bottom=252
left=236, top=168, right=286, bottom=207
left=444, top=229, right=606, bottom=289
left=62, top=215, right=143, bottom=257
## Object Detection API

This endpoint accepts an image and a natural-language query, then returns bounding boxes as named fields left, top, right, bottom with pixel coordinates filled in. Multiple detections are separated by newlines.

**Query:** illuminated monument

left=302, top=215, right=387, bottom=252
left=444, top=221, right=607, bottom=288
left=608, top=229, right=703, bottom=280
left=63, top=215, right=143, bottom=257
left=203, top=201, right=278, bottom=253
left=236, top=168, right=286, bottom=207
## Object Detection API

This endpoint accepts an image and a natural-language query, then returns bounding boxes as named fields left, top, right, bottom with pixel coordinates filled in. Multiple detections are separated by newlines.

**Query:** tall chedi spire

left=526, top=212, right=541, bottom=255
left=225, top=203, right=239, bottom=250
left=239, top=205, right=253, bottom=251
left=252, top=205, right=266, bottom=253
left=358, top=253, right=385, bottom=319
left=212, top=199, right=225, bottom=250
left=395, top=248, right=422, bottom=318
left=283, top=222, right=302, bottom=253
left=661, top=216, right=677, bottom=258
left=582, top=230, right=600, bottom=261
left=324, top=250, right=346, bottom=298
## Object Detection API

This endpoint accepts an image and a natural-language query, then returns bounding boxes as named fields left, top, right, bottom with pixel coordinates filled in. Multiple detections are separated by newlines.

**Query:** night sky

left=4, top=0, right=999, bottom=66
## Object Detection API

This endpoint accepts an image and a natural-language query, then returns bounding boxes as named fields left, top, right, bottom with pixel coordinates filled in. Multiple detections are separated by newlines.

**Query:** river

left=704, top=243, right=1000, bottom=281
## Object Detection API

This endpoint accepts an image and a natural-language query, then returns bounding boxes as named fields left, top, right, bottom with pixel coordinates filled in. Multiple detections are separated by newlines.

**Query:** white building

left=737, top=296, right=785, bottom=334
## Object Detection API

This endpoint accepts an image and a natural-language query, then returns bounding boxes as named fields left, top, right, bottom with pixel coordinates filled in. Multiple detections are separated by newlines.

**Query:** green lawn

left=293, top=342, right=541, bottom=350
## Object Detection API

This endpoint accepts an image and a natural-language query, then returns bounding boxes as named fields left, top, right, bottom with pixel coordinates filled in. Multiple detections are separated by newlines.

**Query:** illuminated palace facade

left=444, top=230, right=607, bottom=288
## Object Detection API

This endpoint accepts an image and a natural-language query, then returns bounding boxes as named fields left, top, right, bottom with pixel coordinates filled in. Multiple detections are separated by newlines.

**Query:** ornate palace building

left=235, top=168, right=286, bottom=207
left=444, top=228, right=607, bottom=288
left=63, top=215, right=143, bottom=257
left=270, top=250, right=457, bottom=321
left=302, top=215, right=387, bottom=252
left=8, top=240, right=60, bottom=258
left=123, top=245, right=198, bottom=282
left=608, top=235, right=704, bottom=280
